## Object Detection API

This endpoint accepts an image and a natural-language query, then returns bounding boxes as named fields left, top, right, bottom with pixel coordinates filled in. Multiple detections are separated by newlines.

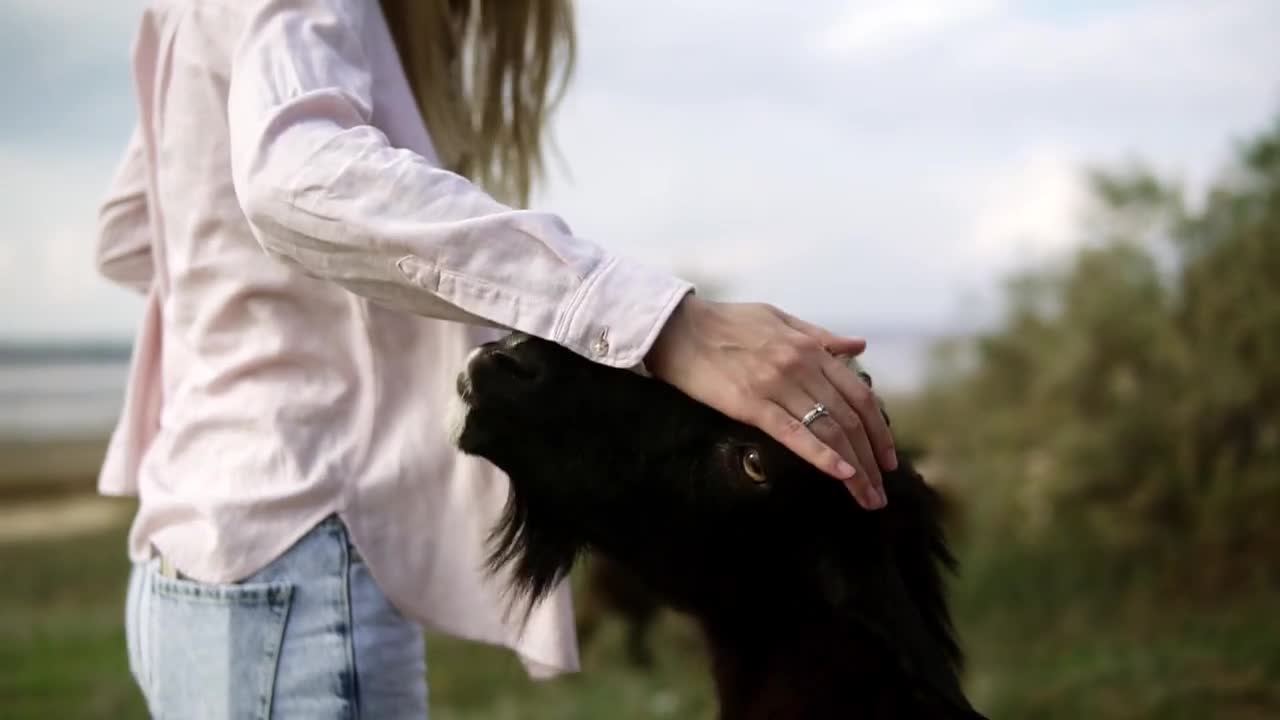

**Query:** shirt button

left=590, top=328, right=610, bottom=356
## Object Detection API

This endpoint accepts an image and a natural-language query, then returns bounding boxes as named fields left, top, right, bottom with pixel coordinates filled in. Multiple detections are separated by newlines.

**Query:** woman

left=95, top=0, right=898, bottom=716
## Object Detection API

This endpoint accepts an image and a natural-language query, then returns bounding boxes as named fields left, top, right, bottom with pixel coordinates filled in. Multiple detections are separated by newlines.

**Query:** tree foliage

left=915, top=117, right=1280, bottom=568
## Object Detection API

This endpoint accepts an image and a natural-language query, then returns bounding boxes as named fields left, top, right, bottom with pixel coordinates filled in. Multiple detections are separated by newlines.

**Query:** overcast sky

left=2, top=0, right=1277, bottom=342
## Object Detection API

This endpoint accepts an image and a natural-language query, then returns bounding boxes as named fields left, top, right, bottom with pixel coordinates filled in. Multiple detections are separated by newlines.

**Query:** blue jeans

left=125, top=515, right=428, bottom=719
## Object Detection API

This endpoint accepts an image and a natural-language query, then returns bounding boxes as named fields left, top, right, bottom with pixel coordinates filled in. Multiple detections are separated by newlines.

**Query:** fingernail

left=837, top=460, right=856, bottom=479
left=877, top=488, right=889, bottom=508
left=887, top=449, right=899, bottom=471
left=852, top=486, right=873, bottom=509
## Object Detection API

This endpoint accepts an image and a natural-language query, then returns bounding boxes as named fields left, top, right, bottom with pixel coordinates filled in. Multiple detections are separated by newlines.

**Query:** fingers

left=646, top=297, right=895, bottom=509
left=731, top=328, right=893, bottom=510
left=787, top=382, right=886, bottom=510
left=753, top=401, right=858, bottom=484
left=771, top=318, right=898, bottom=475
left=775, top=311, right=867, bottom=357
left=820, top=353, right=898, bottom=472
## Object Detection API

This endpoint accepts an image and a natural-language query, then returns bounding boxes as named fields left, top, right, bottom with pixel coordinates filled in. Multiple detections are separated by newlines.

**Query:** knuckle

left=828, top=403, right=858, bottom=426
left=724, top=396, right=754, bottom=423
left=752, top=364, right=783, bottom=392
left=814, top=443, right=841, bottom=466
left=780, top=416, right=807, bottom=438
left=772, top=345, right=804, bottom=372
left=811, top=422, right=842, bottom=447
left=742, top=406, right=771, bottom=431
left=826, top=453, right=849, bottom=473
left=793, top=334, right=823, bottom=353
left=853, top=392, right=880, bottom=417
left=727, top=378, right=753, bottom=401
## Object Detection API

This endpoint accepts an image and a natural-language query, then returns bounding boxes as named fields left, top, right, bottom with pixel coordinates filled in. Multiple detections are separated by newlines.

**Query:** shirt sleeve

left=226, top=0, right=692, bottom=368
left=96, top=124, right=154, bottom=295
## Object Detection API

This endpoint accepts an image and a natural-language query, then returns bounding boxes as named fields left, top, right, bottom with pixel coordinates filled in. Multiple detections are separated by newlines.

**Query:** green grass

left=0, top=517, right=146, bottom=719
left=0, top=511, right=716, bottom=720
left=951, top=533, right=1280, bottom=719
left=2, top=504, right=1277, bottom=719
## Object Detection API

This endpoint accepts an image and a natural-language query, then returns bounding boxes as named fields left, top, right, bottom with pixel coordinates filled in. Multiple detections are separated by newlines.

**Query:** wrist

left=645, top=293, right=704, bottom=372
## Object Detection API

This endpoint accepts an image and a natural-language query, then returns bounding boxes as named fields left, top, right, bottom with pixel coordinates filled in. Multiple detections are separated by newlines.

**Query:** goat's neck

left=700, top=605, right=874, bottom=720
left=696, top=596, right=960, bottom=720
left=590, top=541, right=921, bottom=717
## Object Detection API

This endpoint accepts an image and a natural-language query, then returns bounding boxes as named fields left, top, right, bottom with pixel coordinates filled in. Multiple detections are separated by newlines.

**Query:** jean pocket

left=147, top=570, right=294, bottom=720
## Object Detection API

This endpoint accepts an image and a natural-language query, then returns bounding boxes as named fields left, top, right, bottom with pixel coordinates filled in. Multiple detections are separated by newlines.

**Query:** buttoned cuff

left=553, top=255, right=694, bottom=369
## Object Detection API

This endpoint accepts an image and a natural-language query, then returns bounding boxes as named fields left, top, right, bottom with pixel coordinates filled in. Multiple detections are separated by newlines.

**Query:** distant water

left=0, top=334, right=937, bottom=439
left=0, top=361, right=130, bottom=438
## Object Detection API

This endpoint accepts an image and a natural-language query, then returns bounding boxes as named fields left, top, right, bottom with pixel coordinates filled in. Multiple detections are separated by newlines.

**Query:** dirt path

left=0, top=494, right=132, bottom=544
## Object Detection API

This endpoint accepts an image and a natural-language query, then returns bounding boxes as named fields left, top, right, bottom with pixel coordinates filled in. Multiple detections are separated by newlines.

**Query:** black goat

left=452, top=332, right=988, bottom=719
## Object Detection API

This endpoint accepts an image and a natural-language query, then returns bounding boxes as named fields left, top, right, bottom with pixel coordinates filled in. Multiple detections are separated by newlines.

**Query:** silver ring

left=800, top=402, right=829, bottom=428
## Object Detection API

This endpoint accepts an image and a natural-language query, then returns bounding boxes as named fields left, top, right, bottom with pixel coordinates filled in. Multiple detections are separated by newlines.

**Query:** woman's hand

left=645, top=295, right=897, bottom=510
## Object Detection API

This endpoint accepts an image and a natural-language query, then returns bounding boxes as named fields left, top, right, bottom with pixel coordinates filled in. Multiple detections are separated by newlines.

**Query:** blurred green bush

left=910, top=116, right=1280, bottom=584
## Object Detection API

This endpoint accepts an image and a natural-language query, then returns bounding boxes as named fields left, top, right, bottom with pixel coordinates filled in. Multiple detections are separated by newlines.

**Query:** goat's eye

left=741, top=448, right=767, bottom=484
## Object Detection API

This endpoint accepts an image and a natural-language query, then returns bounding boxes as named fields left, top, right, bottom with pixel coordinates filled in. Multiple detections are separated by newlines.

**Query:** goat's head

left=453, top=331, right=978, bottom=715
left=452, top=333, right=852, bottom=601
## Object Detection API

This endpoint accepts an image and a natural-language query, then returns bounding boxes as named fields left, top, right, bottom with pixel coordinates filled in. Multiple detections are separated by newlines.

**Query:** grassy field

left=0, top=505, right=719, bottom=720
left=3, top=448, right=1278, bottom=718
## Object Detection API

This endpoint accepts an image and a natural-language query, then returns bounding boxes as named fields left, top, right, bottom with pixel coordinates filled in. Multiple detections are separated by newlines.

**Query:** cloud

left=970, top=144, right=1090, bottom=272
left=0, top=0, right=1277, bottom=341
left=813, top=0, right=1005, bottom=59
left=535, top=0, right=1279, bottom=334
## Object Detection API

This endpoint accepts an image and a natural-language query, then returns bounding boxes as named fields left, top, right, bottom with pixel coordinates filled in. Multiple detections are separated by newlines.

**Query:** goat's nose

left=480, top=343, right=542, bottom=385
left=501, top=332, right=532, bottom=349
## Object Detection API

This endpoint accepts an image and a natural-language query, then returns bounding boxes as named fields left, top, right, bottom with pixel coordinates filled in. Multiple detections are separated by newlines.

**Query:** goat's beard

left=483, top=469, right=586, bottom=625
left=448, top=410, right=576, bottom=620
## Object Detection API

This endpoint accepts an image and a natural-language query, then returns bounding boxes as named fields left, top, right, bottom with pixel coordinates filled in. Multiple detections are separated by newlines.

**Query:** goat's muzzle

left=461, top=333, right=547, bottom=400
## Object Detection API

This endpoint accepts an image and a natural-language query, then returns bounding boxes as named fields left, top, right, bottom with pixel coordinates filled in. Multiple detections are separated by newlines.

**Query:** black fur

left=455, top=332, right=988, bottom=719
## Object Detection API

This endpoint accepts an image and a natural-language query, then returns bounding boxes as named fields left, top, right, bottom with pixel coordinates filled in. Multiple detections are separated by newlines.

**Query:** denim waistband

left=156, top=513, right=356, bottom=581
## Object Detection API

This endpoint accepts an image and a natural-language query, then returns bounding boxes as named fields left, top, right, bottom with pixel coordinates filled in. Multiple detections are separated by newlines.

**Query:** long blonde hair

left=379, top=0, right=576, bottom=208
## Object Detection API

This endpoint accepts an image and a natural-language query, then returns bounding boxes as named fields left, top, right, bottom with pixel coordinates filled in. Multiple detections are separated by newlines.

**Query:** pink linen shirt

left=95, top=0, right=693, bottom=678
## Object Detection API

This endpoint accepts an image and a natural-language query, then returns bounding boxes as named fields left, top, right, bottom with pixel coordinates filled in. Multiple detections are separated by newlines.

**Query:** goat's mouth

left=455, top=369, right=474, bottom=404
left=448, top=344, right=488, bottom=449
left=447, top=370, right=473, bottom=450
left=463, top=338, right=543, bottom=392
left=449, top=338, right=545, bottom=453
